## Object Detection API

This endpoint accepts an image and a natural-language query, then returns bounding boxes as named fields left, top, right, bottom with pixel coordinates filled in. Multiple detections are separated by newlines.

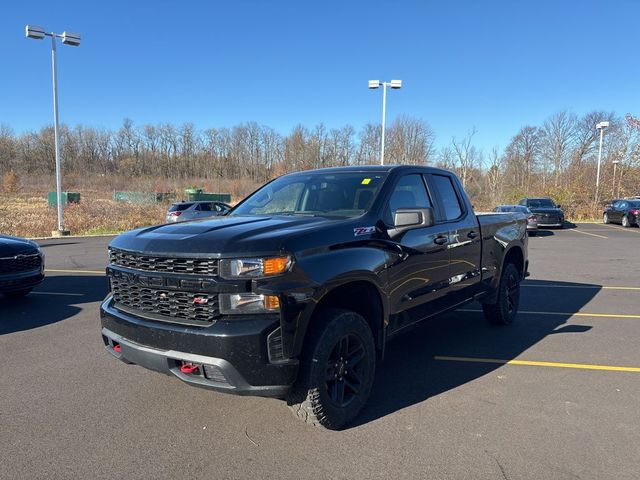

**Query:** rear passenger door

left=426, top=173, right=482, bottom=302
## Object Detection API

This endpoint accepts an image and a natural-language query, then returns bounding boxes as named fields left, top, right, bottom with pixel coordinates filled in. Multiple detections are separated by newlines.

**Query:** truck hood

left=0, top=235, right=40, bottom=257
left=109, top=215, right=345, bottom=256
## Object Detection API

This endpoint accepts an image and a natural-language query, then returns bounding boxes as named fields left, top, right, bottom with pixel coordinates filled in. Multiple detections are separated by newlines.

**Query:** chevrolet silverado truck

left=100, top=165, right=528, bottom=429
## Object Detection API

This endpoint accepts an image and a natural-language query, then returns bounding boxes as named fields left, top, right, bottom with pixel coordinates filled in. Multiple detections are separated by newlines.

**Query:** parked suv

left=101, top=166, right=528, bottom=429
left=166, top=201, right=231, bottom=223
left=518, top=197, right=565, bottom=228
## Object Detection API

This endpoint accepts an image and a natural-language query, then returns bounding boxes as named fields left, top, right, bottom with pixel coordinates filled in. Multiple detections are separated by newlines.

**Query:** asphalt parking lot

left=1, top=223, right=639, bottom=480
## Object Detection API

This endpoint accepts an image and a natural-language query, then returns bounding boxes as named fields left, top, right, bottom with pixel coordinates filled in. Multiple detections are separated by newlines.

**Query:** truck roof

left=283, top=165, right=451, bottom=175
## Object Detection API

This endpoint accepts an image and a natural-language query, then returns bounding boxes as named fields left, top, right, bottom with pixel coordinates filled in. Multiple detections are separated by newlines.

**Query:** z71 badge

left=353, top=226, right=376, bottom=236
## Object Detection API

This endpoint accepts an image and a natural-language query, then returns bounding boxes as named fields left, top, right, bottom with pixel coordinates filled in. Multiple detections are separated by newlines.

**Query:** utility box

left=48, top=191, right=80, bottom=207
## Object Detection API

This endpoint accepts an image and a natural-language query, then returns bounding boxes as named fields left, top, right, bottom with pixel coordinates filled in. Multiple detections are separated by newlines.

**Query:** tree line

left=1, top=111, right=638, bottom=215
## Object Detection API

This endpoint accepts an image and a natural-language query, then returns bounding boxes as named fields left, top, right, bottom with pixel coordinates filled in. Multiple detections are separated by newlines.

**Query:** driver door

left=384, top=174, right=451, bottom=331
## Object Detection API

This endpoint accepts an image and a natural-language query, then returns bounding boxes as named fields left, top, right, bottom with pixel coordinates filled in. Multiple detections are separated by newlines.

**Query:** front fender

left=254, top=246, right=389, bottom=359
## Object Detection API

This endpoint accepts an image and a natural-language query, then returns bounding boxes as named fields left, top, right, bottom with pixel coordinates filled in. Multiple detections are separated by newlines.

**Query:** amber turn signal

left=264, top=295, right=280, bottom=310
left=263, top=257, right=290, bottom=275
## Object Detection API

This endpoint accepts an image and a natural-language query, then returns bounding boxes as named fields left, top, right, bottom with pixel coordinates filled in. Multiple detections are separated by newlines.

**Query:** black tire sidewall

left=307, top=310, right=376, bottom=428
left=497, top=263, right=520, bottom=325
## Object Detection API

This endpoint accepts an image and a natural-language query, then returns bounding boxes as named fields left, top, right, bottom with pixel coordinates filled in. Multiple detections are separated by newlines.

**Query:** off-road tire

left=482, top=263, right=521, bottom=326
left=287, top=308, right=376, bottom=429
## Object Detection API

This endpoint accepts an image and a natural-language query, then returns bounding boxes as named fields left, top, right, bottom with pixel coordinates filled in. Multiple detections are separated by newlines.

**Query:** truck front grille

left=109, top=248, right=218, bottom=276
left=0, top=253, right=42, bottom=275
left=110, top=276, right=220, bottom=326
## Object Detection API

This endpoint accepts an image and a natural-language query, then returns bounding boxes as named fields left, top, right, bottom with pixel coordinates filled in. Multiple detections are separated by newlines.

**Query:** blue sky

left=1, top=0, right=638, bottom=152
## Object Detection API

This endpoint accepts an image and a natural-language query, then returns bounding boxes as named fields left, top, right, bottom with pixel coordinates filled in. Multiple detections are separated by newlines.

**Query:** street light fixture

left=25, top=24, right=81, bottom=236
left=595, top=121, right=609, bottom=205
left=368, top=79, right=402, bottom=165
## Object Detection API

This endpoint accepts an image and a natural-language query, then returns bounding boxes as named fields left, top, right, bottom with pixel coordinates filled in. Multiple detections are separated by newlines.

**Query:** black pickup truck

left=100, top=166, right=528, bottom=429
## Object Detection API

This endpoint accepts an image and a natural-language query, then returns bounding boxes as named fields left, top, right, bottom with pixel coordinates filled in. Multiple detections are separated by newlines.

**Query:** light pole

left=612, top=159, right=620, bottom=198
left=25, top=25, right=81, bottom=236
left=368, top=79, right=402, bottom=165
left=594, top=121, right=609, bottom=206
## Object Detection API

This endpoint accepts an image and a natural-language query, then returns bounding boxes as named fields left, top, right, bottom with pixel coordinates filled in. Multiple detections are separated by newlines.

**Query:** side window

left=386, top=174, right=431, bottom=223
left=430, top=174, right=463, bottom=221
left=199, top=203, right=212, bottom=212
left=518, top=199, right=527, bottom=206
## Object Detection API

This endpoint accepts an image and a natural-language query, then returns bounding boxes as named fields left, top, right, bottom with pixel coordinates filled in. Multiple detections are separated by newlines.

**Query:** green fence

left=185, top=191, right=232, bottom=203
left=47, top=191, right=80, bottom=207
left=113, top=192, right=173, bottom=203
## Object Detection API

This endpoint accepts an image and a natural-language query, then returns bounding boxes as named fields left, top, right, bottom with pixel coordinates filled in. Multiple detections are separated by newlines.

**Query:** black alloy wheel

left=325, top=334, right=366, bottom=407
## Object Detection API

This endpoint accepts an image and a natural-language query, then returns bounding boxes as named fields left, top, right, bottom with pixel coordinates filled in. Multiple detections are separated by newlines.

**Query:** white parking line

left=566, top=229, right=607, bottom=239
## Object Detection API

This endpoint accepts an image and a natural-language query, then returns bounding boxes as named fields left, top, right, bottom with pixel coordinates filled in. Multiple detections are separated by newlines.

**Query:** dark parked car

left=0, top=235, right=45, bottom=298
left=603, top=199, right=640, bottom=227
left=518, top=197, right=565, bottom=228
left=101, top=165, right=528, bottom=429
left=166, top=201, right=231, bottom=223
left=493, top=205, right=538, bottom=235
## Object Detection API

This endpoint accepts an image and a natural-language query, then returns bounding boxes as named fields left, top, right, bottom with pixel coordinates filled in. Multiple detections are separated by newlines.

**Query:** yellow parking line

left=566, top=229, right=607, bottom=239
left=523, top=284, right=640, bottom=291
left=434, top=356, right=640, bottom=373
left=458, top=308, right=640, bottom=319
left=45, top=268, right=105, bottom=275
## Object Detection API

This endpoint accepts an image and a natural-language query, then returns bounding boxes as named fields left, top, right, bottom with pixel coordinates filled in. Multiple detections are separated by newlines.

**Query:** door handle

left=434, top=235, right=448, bottom=245
left=467, top=231, right=478, bottom=239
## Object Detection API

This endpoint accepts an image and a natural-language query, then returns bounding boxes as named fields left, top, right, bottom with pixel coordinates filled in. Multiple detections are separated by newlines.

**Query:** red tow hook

left=113, top=344, right=121, bottom=353
left=180, top=362, right=200, bottom=375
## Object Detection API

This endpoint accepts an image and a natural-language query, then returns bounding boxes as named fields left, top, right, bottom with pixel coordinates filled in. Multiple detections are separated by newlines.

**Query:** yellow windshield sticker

left=361, top=178, right=371, bottom=185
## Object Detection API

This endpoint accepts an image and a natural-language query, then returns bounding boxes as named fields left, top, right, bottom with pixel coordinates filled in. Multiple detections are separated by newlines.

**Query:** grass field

left=0, top=194, right=168, bottom=238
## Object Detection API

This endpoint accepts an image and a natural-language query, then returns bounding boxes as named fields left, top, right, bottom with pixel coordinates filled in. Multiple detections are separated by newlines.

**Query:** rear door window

left=197, top=203, right=213, bottom=211
left=169, top=203, right=194, bottom=212
left=429, top=174, right=463, bottom=221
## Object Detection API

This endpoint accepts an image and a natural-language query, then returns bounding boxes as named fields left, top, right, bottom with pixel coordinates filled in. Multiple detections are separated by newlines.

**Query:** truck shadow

left=352, top=279, right=600, bottom=428
left=0, top=275, right=108, bottom=335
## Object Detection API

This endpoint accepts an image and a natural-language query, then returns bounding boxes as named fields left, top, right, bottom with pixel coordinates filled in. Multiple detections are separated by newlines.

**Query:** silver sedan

left=166, top=201, right=231, bottom=223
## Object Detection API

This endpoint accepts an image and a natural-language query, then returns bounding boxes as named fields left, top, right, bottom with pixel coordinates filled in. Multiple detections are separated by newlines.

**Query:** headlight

left=218, top=293, right=280, bottom=315
left=219, top=255, right=292, bottom=279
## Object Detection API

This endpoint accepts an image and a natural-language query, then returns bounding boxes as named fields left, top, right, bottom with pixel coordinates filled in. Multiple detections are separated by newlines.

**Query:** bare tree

left=451, top=127, right=479, bottom=188
left=540, top=111, right=577, bottom=187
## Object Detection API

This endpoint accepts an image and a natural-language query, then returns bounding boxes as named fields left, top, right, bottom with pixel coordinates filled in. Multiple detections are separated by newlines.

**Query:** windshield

left=231, top=172, right=387, bottom=218
left=528, top=198, right=556, bottom=208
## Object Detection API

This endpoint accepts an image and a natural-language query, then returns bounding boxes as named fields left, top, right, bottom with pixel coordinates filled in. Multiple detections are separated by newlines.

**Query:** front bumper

left=0, top=269, right=44, bottom=293
left=100, top=296, right=298, bottom=397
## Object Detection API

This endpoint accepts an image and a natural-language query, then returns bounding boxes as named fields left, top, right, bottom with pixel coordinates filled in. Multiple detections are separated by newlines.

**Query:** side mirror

left=388, top=207, right=435, bottom=237
left=556, top=204, right=562, bottom=209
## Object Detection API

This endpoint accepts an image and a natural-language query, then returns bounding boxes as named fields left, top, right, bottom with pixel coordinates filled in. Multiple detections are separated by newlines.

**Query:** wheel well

left=503, top=246, right=524, bottom=277
left=313, top=281, right=384, bottom=350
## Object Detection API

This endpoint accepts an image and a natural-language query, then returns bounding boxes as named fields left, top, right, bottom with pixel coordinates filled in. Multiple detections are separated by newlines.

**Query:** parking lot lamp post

left=612, top=159, right=619, bottom=197
left=25, top=25, right=81, bottom=236
left=595, top=121, right=609, bottom=205
left=368, top=80, right=402, bottom=165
